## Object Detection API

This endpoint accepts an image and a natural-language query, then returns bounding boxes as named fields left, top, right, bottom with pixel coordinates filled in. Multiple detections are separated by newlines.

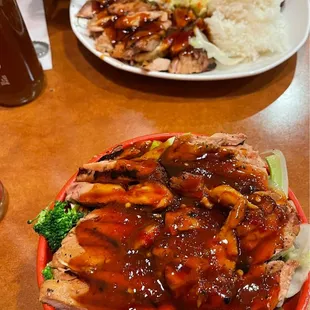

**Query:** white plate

left=70, top=0, right=310, bottom=81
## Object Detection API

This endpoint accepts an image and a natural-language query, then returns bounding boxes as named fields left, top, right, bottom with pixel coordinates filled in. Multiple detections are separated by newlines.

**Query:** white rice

left=205, top=0, right=288, bottom=62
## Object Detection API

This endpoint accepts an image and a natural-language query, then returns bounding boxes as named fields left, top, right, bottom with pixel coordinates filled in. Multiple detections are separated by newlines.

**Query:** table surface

left=0, top=1, right=309, bottom=309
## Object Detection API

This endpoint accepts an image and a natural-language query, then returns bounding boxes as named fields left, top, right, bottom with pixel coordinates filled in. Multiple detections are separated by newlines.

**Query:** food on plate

left=29, top=133, right=309, bottom=309
left=76, top=0, right=287, bottom=73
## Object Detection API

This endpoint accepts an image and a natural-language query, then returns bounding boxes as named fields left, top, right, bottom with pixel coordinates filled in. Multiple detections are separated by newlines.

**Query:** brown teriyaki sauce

left=69, top=137, right=291, bottom=309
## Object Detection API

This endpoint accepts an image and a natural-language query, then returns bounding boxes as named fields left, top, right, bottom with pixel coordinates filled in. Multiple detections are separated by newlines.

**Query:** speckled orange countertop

left=0, top=1, right=309, bottom=309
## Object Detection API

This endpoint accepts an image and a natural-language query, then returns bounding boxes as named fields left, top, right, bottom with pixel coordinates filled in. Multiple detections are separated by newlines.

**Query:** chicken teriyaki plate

left=30, top=133, right=310, bottom=310
left=69, top=0, right=310, bottom=80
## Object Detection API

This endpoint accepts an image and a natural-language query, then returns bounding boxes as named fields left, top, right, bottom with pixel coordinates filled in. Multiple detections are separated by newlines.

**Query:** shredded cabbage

left=284, top=224, right=310, bottom=298
left=189, top=27, right=244, bottom=65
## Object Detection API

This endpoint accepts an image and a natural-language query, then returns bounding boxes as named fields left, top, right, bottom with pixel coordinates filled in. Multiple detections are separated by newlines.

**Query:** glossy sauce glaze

left=89, top=0, right=206, bottom=59
left=68, top=137, right=295, bottom=309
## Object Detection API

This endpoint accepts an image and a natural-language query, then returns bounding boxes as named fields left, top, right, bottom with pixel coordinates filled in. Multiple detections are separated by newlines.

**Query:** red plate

left=36, top=133, right=310, bottom=310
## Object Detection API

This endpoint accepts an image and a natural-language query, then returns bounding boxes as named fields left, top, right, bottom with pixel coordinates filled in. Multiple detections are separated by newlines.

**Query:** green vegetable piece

left=265, top=153, right=288, bottom=196
left=28, top=201, right=84, bottom=252
left=150, top=140, right=162, bottom=150
left=42, top=265, right=53, bottom=281
left=139, top=137, right=175, bottom=160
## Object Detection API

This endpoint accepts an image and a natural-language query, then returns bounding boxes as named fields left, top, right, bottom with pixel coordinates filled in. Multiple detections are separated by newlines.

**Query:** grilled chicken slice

left=143, top=58, right=171, bottom=71
left=134, top=38, right=172, bottom=62
left=41, top=206, right=167, bottom=310
left=40, top=278, right=89, bottom=310
left=169, top=50, right=216, bottom=74
left=66, top=181, right=173, bottom=209
left=51, top=209, right=130, bottom=271
left=95, top=32, right=113, bottom=53
left=160, top=133, right=268, bottom=194
left=170, top=173, right=205, bottom=199
left=165, top=206, right=201, bottom=235
left=114, top=11, right=168, bottom=29
left=97, top=141, right=152, bottom=162
left=267, top=260, right=300, bottom=307
left=76, top=0, right=100, bottom=19
left=78, top=158, right=159, bottom=179
left=126, top=182, right=173, bottom=209
left=108, top=0, right=158, bottom=15
left=112, top=34, right=163, bottom=60
left=237, top=191, right=300, bottom=264
left=133, top=224, right=161, bottom=249
left=133, top=34, right=162, bottom=53
left=66, top=182, right=126, bottom=205
left=173, top=8, right=196, bottom=28
left=77, top=159, right=167, bottom=184
left=112, top=19, right=172, bottom=61
left=161, top=133, right=247, bottom=162
left=88, top=12, right=115, bottom=32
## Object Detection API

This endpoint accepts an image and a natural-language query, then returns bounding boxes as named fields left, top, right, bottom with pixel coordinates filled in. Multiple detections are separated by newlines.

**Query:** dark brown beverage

left=0, top=0, right=44, bottom=107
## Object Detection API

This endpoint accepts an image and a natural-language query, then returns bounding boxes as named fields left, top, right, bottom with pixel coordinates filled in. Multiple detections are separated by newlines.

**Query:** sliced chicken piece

left=173, top=8, right=196, bottom=28
left=165, top=206, right=201, bottom=235
left=152, top=246, right=174, bottom=260
left=165, top=264, right=194, bottom=296
left=133, top=35, right=161, bottom=53
left=170, top=173, right=204, bottom=199
left=95, top=32, right=113, bottom=53
left=282, top=209, right=301, bottom=251
left=79, top=158, right=158, bottom=176
left=234, top=264, right=280, bottom=310
left=220, top=197, right=246, bottom=232
left=134, top=38, right=172, bottom=62
left=88, top=15, right=116, bottom=32
left=126, top=181, right=173, bottom=209
left=247, top=191, right=300, bottom=256
left=40, top=278, right=89, bottom=310
left=266, top=260, right=300, bottom=307
left=77, top=159, right=167, bottom=184
left=76, top=1, right=100, bottom=19
left=108, top=0, right=158, bottom=15
left=160, top=133, right=269, bottom=194
left=169, top=50, right=216, bottom=74
left=226, top=143, right=267, bottom=173
left=235, top=192, right=300, bottom=264
left=143, top=58, right=171, bottom=72
left=114, top=11, right=168, bottom=29
left=66, top=182, right=126, bottom=205
left=51, top=210, right=122, bottom=271
left=66, top=181, right=173, bottom=210
left=97, top=141, right=152, bottom=161
left=209, top=197, right=246, bottom=266
left=161, top=133, right=247, bottom=162
left=133, top=224, right=160, bottom=249
left=111, top=42, right=127, bottom=59
left=208, top=185, right=257, bottom=209
left=51, top=229, right=85, bottom=270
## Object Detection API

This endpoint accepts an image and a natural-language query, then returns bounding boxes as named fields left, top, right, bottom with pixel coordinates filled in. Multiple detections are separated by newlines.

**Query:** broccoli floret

left=42, top=264, right=53, bottom=281
left=28, top=201, right=84, bottom=252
